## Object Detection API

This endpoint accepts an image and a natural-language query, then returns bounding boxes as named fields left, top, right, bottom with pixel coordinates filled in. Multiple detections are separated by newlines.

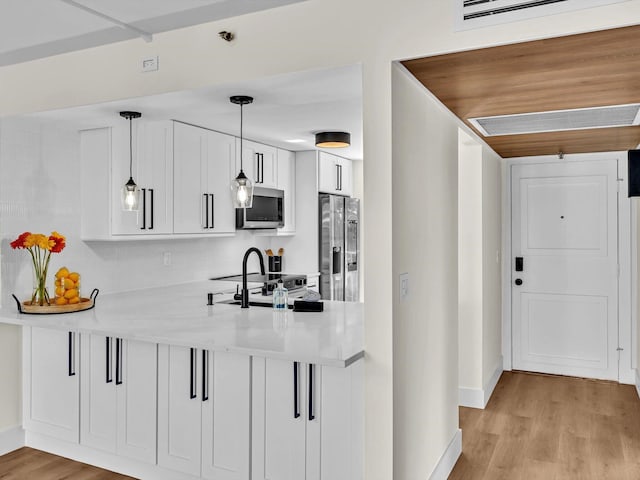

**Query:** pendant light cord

left=239, top=103, right=244, bottom=172
left=129, top=117, right=133, bottom=179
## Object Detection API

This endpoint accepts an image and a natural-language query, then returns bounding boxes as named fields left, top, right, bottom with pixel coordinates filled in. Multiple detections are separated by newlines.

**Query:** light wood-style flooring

left=0, top=447, right=135, bottom=480
left=449, top=371, right=640, bottom=480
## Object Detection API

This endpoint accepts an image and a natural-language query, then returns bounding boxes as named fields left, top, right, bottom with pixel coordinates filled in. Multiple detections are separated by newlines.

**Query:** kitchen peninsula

left=0, top=281, right=364, bottom=480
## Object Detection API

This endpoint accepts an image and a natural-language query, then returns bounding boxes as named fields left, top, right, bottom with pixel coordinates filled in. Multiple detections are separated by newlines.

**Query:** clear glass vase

left=32, top=267, right=50, bottom=306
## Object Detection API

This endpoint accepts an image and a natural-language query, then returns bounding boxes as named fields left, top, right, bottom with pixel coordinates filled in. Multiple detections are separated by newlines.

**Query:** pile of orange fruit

left=54, top=267, right=81, bottom=305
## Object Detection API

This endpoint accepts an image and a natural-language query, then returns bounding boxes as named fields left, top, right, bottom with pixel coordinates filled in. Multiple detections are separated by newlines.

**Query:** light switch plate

left=399, top=273, right=409, bottom=302
left=142, top=56, right=159, bottom=72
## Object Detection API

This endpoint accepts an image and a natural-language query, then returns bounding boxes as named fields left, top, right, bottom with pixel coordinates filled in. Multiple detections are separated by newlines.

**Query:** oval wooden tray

left=12, top=289, right=99, bottom=315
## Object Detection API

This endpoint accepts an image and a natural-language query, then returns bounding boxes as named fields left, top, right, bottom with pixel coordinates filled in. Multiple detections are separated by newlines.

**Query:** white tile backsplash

left=0, top=116, right=269, bottom=306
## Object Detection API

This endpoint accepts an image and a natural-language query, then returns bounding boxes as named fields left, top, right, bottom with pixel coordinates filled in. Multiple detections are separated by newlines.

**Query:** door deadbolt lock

left=515, top=278, right=523, bottom=286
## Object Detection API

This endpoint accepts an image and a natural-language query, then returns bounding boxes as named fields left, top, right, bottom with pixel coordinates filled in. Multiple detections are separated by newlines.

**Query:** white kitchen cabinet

left=251, top=357, right=363, bottom=480
left=80, top=120, right=174, bottom=239
left=237, top=139, right=278, bottom=189
left=23, top=327, right=79, bottom=443
left=80, top=334, right=157, bottom=464
left=158, top=344, right=251, bottom=479
left=277, top=148, right=296, bottom=234
left=173, top=122, right=236, bottom=234
left=317, top=151, right=352, bottom=197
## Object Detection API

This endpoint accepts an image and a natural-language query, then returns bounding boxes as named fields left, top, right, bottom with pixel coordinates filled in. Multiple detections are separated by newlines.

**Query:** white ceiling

left=26, top=64, right=364, bottom=160
left=0, top=0, right=304, bottom=66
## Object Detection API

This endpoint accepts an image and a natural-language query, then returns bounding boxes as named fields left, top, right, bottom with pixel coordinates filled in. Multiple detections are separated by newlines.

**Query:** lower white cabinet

left=158, top=344, right=251, bottom=479
left=80, top=334, right=157, bottom=463
left=251, top=357, right=363, bottom=480
left=23, top=327, right=79, bottom=443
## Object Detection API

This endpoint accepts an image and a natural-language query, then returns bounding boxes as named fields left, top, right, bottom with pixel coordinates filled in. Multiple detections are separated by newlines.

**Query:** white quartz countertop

left=0, top=281, right=364, bottom=368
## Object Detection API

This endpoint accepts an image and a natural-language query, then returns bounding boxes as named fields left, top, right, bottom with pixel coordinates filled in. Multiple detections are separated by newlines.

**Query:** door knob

left=515, top=278, right=523, bottom=286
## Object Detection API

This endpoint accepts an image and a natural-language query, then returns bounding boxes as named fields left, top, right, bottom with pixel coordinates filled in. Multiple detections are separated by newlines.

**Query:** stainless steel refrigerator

left=319, top=194, right=360, bottom=301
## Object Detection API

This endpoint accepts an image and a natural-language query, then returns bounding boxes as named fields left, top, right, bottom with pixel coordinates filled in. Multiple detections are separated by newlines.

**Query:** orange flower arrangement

left=10, top=231, right=66, bottom=305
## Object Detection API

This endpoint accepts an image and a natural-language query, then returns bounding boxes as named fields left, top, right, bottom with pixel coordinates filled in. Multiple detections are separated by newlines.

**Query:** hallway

left=449, top=371, right=640, bottom=479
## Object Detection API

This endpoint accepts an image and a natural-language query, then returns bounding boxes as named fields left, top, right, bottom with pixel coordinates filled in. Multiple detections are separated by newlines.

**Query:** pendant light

left=119, top=111, right=142, bottom=211
left=315, top=131, right=351, bottom=148
left=230, top=95, right=254, bottom=209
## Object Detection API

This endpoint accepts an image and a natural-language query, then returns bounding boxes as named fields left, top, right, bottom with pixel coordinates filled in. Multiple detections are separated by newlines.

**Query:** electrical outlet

left=163, top=252, right=171, bottom=266
left=399, top=273, right=409, bottom=302
left=142, top=56, right=159, bottom=72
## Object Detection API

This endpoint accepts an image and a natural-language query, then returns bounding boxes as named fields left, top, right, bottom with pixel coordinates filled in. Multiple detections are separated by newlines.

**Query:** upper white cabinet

left=277, top=148, right=296, bottom=234
left=80, top=334, right=157, bottom=464
left=23, top=327, right=79, bottom=443
left=237, top=139, right=278, bottom=189
left=81, top=121, right=174, bottom=239
left=158, top=344, right=251, bottom=480
left=251, top=357, right=363, bottom=480
left=317, top=151, right=353, bottom=197
left=173, top=122, right=236, bottom=234
left=81, top=121, right=297, bottom=240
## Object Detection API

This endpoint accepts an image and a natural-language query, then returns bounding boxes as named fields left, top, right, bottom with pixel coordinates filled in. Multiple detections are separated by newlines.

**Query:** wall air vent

left=469, top=104, right=640, bottom=137
left=456, top=0, right=629, bottom=31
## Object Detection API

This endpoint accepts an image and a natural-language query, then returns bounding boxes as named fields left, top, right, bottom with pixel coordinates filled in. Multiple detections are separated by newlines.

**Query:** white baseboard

left=459, top=358, right=503, bottom=409
left=0, top=426, right=25, bottom=456
left=635, top=369, right=640, bottom=400
left=428, top=428, right=462, bottom=480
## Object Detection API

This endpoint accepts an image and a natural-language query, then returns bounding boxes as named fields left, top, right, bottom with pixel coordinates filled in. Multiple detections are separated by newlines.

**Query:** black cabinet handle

left=293, top=362, right=300, bottom=418
left=140, top=188, right=146, bottom=230
left=68, top=332, right=75, bottom=377
left=190, top=348, right=197, bottom=399
left=209, top=194, right=215, bottom=229
left=106, top=337, right=113, bottom=383
left=336, top=164, right=340, bottom=191
left=202, top=350, right=209, bottom=402
left=261, top=154, right=265, bottom=184
left=204, top=193, right=209, bottom=229
left=149, top=189, right=154, bottom=230
left=339, top=165, right=343, bottom=191
left=115, top=338, right=123, bottom=385
left=515, top=256, right=523, bottom=272
left=308, top=364, right=315, bottom=421
left=255, top=153, right=260, bottom=183
left=515, top=278, right=523, bottom=286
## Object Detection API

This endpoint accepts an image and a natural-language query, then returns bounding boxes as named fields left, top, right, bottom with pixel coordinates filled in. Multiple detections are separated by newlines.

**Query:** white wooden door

left=318, top=152, right=338, bottom=194
left=112, top=121, right=173, bottom=235
left=116, top=339, right=157, bottom=463
left=80, top=334, right=117, bottom=453
left=252, top=357, right=306, bottom=480
left=173, top=121, right=208, bottom=234
left=158, top=344, right=202, bottom=476
left=511, top=160, right=619, bottom=380
left=205, top=129, right=236, bottom=233
left=201, top=351, right=251, bottom=480
left=24, top=327, right=79, bottom=442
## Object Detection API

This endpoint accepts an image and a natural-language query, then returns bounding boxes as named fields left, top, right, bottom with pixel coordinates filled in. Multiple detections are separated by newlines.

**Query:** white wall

left=458, top=130, right=502, bottom=403
left=392, top=65, right=459, bottom=479
left=1, top=0, right=639, bottom=474
left=481, top=146, right=503, bottom=386
left=458, top=132, right=484, bottom=391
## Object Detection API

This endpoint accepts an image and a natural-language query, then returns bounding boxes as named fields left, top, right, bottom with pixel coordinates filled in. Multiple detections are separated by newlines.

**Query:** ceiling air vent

left=468, top=104, right=640, bottom=137
left=456, top=0, right=629, bottom=31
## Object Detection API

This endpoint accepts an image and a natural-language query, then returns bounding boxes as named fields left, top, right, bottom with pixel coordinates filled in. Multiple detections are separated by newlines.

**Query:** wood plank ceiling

left=402, top=25, right=640, bottom=158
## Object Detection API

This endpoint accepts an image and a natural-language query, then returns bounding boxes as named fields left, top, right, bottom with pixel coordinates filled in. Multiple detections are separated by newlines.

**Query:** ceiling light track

left=58, top=0, right=153, bottom=43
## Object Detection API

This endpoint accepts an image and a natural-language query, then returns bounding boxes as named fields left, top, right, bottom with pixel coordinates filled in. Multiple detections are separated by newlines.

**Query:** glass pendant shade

left=230, top=95, right=254, bottom=209
left=231, top=170, right=254, bottom=208
left=121, top=177, right=140, bottom=211
left=120, top=110, right=142, bottom=211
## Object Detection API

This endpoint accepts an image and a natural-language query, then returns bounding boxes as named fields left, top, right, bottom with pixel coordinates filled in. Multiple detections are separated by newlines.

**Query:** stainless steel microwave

left=236, top=187, right=285, bottom=229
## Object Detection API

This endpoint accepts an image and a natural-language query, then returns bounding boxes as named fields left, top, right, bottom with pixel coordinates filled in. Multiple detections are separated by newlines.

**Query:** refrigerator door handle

left=332, top=246, right=342, bottom=274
